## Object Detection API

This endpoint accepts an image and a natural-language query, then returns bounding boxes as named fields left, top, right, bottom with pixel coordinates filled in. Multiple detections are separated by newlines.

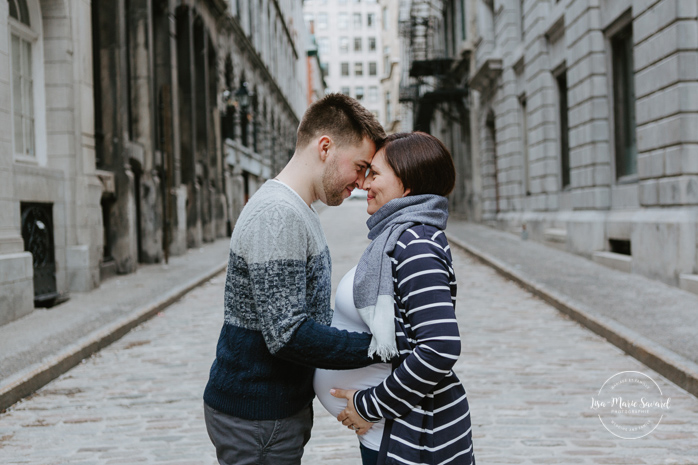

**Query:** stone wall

left=468, top=0, right=698, bottom=287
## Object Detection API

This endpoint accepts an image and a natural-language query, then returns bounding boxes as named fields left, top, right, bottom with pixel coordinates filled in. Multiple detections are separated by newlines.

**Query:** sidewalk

left=445, top=220, right=698, bottom=398
left=0, top=239, right=230, bottom=411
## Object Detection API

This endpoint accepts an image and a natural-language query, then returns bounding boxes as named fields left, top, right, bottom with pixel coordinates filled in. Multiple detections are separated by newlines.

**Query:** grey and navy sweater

left=204, top=180, right=375, bottom=421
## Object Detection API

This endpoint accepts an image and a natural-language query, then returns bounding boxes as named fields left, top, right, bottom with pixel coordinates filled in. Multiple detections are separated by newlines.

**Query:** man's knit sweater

left=204, top=180, right=374, bottom=421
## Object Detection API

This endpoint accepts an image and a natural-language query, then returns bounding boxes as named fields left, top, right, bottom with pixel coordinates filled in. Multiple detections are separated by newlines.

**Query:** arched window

left=8, top=0, right=45, bottom=162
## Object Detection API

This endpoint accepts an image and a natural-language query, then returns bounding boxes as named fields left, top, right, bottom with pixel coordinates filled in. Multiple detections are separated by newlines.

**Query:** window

left=355, top=86, right=364, bottom=101
left=460, top=0, right=467, bottom=41
left=339, top=36, right=349, bottom=54
left=321, top=62, right=329, bottom=77
left=9, top=0, right=43, bottom=160
left=383, top=46, right=390, bottom=75
left=368, top=86, right=378, bottom=102
left=367, top=13, right=375, bottom=28
left=556, top=72, right=570, bottom=188
left=447, top=0, right=457, bottom=55
left=382, top=7, right=388, bottom=30
left=338, top=13, right=348, bottom=29
left=385, top=91, right=392, bottom=122
left=611, top=23, right=637, bottom=178
left=341, top=86, right=350, bottom=95
left=368, top=62, right=377, bottom=76
left=354, top=62, right=363, bottom=76
left=353, top=13, right=362, bottom=29
left=341, top=62, right=350, bottom=76
left=317, top=37, right=330, bottom=58
left=368, top=37, right=376, bottom=52
left=483, top=0, right=495, bottom=44
left=11, top=34, right=35, bottom=158
left=519, top=95, right=530, bottom=195
left=316, top=13, right=328, bottom=29
left=354, top=37, right=362, bottom=52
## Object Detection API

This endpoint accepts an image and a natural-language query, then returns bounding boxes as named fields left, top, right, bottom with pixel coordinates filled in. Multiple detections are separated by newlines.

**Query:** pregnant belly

left=313, top=363, right=392, bottom=417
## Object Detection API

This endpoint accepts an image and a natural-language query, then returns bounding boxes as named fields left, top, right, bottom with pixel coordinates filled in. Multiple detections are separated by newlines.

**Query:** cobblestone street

left=1, top=201, right=697, bottom=464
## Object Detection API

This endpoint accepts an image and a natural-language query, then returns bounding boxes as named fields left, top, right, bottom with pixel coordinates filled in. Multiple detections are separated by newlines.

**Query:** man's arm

left=246, top=205, right=377, bottom=369
left=275, top=318, right=376, bottom=369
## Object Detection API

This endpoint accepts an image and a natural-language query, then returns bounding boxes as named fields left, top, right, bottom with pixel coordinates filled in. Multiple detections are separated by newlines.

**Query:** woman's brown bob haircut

left=382, top=132, right=456, bottom=197
left=296, top=93, right=386, bottom=150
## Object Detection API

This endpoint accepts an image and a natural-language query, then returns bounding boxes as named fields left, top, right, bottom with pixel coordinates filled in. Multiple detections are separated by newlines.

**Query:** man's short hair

left=296, top=93, right=386, bottom=150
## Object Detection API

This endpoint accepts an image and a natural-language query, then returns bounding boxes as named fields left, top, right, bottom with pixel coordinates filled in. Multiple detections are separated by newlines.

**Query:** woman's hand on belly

left=331, top=388, right=374, bottom=436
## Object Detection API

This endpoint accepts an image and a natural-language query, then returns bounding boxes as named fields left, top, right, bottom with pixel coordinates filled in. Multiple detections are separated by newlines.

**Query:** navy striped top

left=353, top=224, right=475, bottom=465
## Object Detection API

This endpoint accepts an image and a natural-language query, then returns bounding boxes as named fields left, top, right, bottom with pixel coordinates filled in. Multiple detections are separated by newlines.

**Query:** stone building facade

left=0, top=0, right=308, bottom=325
left=1, top=0, right=103, bottom=325
left=468, top=0, right=698, bottom=290
left=400, top=0, right=698, bottom=292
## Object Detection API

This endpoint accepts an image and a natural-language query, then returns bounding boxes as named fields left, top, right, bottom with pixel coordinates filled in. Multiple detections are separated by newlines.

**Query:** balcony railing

left=409, top=57, right=453, bottom=78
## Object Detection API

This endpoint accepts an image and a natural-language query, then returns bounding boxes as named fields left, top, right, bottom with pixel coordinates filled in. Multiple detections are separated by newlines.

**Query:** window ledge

left=592, top=251, right=632, bottom=273
left=14, top=154, right=39, bottom=165
left=616, top=174, right=639, bottom=185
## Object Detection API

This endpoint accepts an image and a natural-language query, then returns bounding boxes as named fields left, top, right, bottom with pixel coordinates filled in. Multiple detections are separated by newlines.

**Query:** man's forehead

left=360, top=137, right=376, bottom=165
left=342, top=137, right=374, bottom=165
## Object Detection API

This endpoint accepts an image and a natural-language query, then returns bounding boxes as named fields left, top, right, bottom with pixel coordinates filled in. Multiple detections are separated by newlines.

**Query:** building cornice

left=271, top=0, right=299, bottom=60
left=220, top=15, right=301, bottom=122
left=469, top=57, right=503, bottom=94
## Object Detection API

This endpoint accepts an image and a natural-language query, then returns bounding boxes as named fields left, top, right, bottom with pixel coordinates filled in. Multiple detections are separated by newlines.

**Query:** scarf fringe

left=357, top=296, right=398, bottom=362
left=368, top=339, right=399, bottom=363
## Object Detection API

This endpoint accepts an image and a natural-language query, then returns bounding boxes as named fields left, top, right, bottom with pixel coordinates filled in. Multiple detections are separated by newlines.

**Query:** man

left=203, top=94, right=386, bottom=464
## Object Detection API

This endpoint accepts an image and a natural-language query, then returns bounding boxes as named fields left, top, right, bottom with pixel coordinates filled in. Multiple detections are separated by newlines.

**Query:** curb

left=0, top=262, right=227, bottom=412
left=446, top=233, right=698, bottom=399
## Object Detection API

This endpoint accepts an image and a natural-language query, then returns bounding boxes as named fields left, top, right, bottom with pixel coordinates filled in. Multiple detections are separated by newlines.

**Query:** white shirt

left=313, top=266, right=392, bottom=451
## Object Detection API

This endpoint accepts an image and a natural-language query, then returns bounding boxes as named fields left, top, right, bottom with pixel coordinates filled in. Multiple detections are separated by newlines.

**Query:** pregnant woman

left=314, top=132, right=475, bottom=465
left=312, top=265, right=392, bottom=459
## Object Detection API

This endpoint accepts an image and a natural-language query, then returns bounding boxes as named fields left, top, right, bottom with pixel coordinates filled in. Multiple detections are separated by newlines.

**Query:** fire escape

left=399, top=0, right=469, bottom=133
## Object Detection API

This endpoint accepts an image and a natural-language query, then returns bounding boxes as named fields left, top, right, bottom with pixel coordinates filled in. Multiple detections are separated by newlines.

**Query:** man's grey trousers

left=204, top=403, right=313, bottom=465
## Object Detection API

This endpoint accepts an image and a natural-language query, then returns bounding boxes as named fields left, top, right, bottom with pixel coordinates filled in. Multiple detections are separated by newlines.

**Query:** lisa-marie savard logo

left=590, top=371, right=671, bottom=439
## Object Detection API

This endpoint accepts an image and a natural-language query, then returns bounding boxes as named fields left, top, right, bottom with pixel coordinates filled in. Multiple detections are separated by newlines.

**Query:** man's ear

left=317, top=135, right=332, bottom=162
left=402, top=187, right=411, bottom=197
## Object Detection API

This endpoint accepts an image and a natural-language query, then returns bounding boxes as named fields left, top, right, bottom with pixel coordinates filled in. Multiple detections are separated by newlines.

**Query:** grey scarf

left=353, top=195, right=449, bottom=361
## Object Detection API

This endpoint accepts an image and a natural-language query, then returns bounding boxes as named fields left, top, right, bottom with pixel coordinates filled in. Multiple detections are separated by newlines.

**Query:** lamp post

left=222, top=89, right=234, bottom=111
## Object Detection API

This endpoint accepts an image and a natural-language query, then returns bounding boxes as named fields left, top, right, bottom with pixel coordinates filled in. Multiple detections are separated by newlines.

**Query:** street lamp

left=235, top=82, right=250, bottom=112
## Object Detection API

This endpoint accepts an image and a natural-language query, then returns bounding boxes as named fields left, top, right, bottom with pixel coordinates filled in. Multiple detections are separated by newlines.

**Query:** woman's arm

left=351, top=233, right=461, bottom=422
